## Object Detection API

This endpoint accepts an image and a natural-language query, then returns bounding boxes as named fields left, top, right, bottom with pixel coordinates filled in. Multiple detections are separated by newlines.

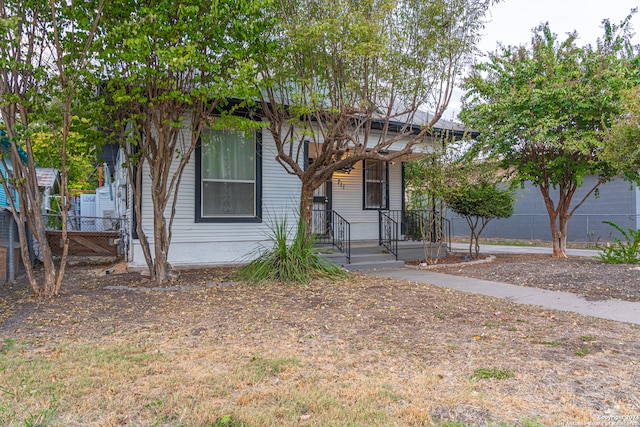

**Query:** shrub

left=447, top=183, right=515, bottom=259
left=598, top=221, right=640, bottom=264
left=234, top=218, right=351, bottom=285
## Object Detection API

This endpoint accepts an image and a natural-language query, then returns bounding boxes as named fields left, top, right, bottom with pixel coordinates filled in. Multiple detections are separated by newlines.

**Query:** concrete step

left=343, top=259, right=405, bottom=271
left=349, top=252, right=398, bottom=263
left=319, top=249, right=405, bottom=271
left=318, top=242, right=445, bottom=270
left=347, top=252, right=404, bottom=270
left=319, top=252, right=347, bottom=265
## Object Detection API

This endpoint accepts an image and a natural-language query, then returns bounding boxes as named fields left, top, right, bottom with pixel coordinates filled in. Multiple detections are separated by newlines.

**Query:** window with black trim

left=195, top=129, right=261, bottom=222
left=363, top=159, right=388, bottom=209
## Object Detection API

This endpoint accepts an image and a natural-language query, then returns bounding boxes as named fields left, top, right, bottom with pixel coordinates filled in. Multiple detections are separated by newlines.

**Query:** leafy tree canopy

left=461, top=19, right=638, bottom=184
left=259, top=0, right=496, bottom=235
left=448, top=182, right=515, bottom=258
left=603, top=84, right=640, bottom=175
left=447, top=182, right=514, bottom=220
left=459, top=15, right=639, bottom=257
left=30, top=118, right=99, bottom=190
left=97, top=0, right=275, bottom=283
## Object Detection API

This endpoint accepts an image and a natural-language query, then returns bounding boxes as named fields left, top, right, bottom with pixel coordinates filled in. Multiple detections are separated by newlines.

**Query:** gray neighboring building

left=449, top=176, right=640, bottom=244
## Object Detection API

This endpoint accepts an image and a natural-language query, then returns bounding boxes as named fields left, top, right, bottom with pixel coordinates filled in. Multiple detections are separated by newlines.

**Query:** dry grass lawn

left=0, top=266, right=639, bottom=426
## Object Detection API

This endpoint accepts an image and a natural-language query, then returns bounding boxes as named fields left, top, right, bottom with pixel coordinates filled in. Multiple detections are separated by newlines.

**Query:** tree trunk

left=153, top=200, right=170, bottom=283
left=38, top=227, right=58, bottom=297
left=548, top=212, right=567, bottom=258
left=540, top=186, right=568, bottom=258
left=299, top=182, right=315, bottom=243
left=130, top=154, right=155, bottom=280
left=466, top=216, right=479, bottom=259
left=556, top=211, right=570, bottom=258
left=15, top=183, right=61, bottom=296
left=17, top=221, right=39, bottom=295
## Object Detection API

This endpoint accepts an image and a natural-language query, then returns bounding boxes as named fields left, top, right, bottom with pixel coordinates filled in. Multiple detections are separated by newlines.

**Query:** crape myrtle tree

left=447, top=182, right=515, bottom=259
left=0, top=0, right=103, bottom=296
left=258, top=0, right=496, bottom=237
left=405, top=142, right=504, bottom=262
left=99, top=0, right=273, bottom=283
left=603, top=84, right=640, bottom=174
left=30, top=117, right=101, bottom=191
left=460, top=17, right=640, bottom=258
left=404, top=137, right=467, bottom=263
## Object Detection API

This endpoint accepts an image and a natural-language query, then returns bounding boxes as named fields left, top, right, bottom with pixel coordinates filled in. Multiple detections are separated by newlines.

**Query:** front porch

left=313, top=209, right=451, bottom=270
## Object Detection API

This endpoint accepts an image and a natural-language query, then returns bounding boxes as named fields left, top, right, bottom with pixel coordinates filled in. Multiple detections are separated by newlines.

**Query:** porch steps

left=318, top=241, right=449, bottom=271
left=318, top=243, right=406, bottom=271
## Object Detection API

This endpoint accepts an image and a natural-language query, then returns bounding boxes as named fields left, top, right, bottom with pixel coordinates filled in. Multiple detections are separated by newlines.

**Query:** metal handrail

left=379, top=211, right=399, bottom=260
left=381, top=209, right=451, bottom=248
left=312, top=209, right=351, bottom=263
left=331, top=211, right=351, bottom=264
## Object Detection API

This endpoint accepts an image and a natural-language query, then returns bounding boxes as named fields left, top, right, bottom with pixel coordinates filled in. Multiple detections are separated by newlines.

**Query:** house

left=449, top=177, right=640, bottom=244
left=0, top=130, right=61, bottom=281
left=117, top=112, right=469, bottom=269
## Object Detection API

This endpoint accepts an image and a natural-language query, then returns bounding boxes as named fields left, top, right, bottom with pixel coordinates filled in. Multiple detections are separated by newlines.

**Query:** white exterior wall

left=330, top=160, right=403, bottom=241
left=129, top=128, right=300, bottom=268
left=128, top=123, right=434, bottom=267
left=112, top=149, right=129, bottom=219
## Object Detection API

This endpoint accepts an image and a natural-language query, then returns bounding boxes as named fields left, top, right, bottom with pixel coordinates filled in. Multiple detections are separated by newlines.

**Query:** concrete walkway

left=366, top=245, right=640, bottom=325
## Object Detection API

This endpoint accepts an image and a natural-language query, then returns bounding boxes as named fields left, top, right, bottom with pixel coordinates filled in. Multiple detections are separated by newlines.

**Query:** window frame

left=195, top=130, right=262, bottom=223
left=362, top=158, right=389, bottom=210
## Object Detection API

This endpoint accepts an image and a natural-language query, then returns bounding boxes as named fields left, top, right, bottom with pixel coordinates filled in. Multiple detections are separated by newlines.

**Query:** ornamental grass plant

left=234, top=218, right=350, bottom=285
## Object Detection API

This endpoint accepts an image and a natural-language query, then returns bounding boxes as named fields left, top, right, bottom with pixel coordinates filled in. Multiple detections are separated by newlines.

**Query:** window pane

left=202, top=181, right=255, bottom=216
left=365, top=182, right=381, bottom=208
left=363, top=159, right=387, bottom=209
left=199, top=129, right=257, bottom=218
left=365, top=159, right=380, bottom=181
left=201, top=130, right=254, bottom=181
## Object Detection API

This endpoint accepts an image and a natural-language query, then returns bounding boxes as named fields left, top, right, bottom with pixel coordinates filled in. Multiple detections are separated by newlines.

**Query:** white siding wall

left=129, top=124, right=432, bottom=267
left=130, top=128, right=300, bottom=268
left=330, top=160, right=403, bottom=241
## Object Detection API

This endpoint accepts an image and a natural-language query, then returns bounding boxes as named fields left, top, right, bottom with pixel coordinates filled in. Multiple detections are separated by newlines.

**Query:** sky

left=446, top=0, right=640, bottom=119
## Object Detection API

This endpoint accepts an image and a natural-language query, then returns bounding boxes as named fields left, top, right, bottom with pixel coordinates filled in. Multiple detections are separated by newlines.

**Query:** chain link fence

left=450, top=213, right=639, bottom=245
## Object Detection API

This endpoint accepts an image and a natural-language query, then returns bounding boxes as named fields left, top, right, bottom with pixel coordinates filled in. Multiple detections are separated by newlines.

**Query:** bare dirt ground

left=428, top=253, right=640, bottom=302
left=0, top=255, right=639, bottom=426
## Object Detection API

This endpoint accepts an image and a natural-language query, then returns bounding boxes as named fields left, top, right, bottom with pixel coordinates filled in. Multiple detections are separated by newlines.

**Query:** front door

left=312, top=177, right=332, bottom=238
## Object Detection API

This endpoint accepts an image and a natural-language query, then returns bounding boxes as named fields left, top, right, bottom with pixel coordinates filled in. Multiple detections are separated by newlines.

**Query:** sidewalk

left=366, top=245, right=640, bottom=325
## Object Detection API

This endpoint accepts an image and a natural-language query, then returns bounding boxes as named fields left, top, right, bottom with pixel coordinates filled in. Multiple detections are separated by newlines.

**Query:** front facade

left=306, top=142, right=406, bottom=243
left=121, top=116, right=462, bottom=268
left=123, top=126, right=295, bottom=267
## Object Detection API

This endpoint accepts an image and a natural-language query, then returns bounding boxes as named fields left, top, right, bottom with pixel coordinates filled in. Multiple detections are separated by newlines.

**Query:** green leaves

left=264, top=0, right=492, bottom=119
left=461, top=19, right=637, bottom=187
left=603, top=85, right=640, bottom=179
left=447, top=183, right=515, bottom=220
left=598, top=221, right=640, bottom=264
left=234, top=217, right=350, bottom=286
left=460, top=17, right=639, bottom=257
left=101, top=0, right=273, bottom=118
